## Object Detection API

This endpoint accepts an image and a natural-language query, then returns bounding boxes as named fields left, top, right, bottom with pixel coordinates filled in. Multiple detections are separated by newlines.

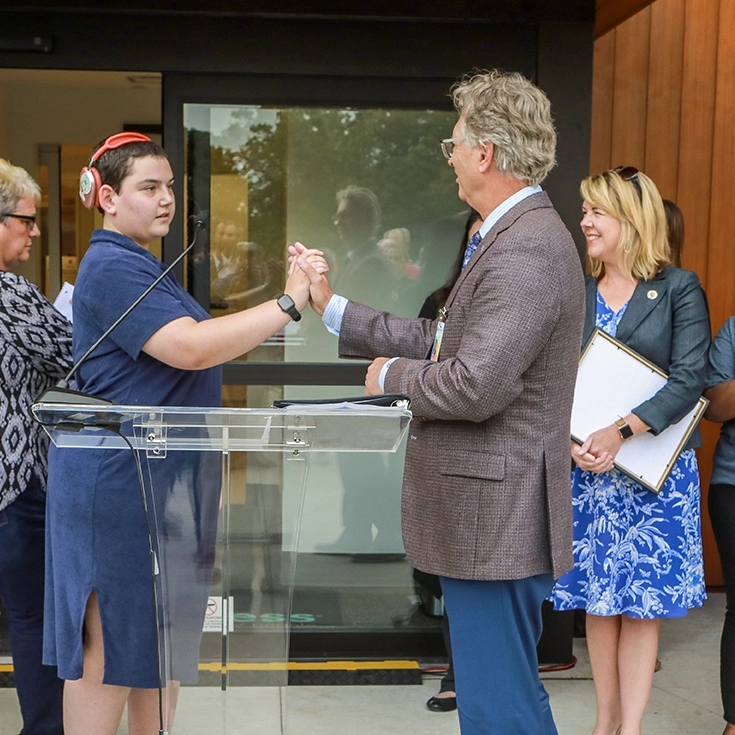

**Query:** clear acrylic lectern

left=33, top=400, right=412, bottom=734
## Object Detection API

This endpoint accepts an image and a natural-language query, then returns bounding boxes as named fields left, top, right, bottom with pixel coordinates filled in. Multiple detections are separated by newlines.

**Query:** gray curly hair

left=451, top=70, right=557, bottom=186
left=0, top=159, right=41, bottom=221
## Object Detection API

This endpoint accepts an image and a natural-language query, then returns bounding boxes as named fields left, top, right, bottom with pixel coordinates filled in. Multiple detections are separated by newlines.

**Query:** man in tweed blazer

left=293, top=70, right=585, bottom=735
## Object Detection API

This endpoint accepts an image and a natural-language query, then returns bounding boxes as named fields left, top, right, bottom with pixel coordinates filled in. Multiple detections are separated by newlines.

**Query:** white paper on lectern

left=571, top=329, right=706, bottom=493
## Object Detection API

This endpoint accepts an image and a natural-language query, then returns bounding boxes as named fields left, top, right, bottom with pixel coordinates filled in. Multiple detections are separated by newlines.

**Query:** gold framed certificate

left=570, top=328, right=708, bottom=494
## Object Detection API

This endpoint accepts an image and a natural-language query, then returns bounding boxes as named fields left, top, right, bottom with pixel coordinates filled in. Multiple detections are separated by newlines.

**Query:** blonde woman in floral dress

left=549, top=167, right=710, bottom=735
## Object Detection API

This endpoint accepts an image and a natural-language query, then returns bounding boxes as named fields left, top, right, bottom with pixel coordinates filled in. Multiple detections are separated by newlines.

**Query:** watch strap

left=615, top=418, right=634, bottom=441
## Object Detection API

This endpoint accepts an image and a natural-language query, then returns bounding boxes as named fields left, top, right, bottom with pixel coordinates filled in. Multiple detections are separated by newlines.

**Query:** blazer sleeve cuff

left=631, top=403, right=668, bottom=436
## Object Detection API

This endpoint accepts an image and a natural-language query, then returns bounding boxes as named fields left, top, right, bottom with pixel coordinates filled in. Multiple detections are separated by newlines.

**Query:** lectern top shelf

left=31, top=401, right=413, bottom=454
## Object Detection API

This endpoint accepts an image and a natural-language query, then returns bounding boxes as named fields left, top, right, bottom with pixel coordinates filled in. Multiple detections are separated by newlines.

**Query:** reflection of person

left=332, top=185, right=394, bottom=309
left=211, top=240, right=271, bottom=307
left=549, top=167, right=710, bottom=735
left=378, top=227, right=421, bottom=279
left=378, top=227, right=422, bottom=316
left=209, top=218, right=245, bottom=302
left=294, top=70, right=585, bottom=734
left=704, top=322, right=735, bottom=735
left=0, top=160, right=70, bottom=735
left=323, top=185, right=403, bottom=557
left=44, top=134, right=326, bottom=735
left=416, top=208, right=481, bottom=714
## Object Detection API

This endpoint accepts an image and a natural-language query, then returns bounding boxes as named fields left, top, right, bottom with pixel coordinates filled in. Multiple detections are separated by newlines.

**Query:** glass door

left=174, top=90, right=465, bottom=719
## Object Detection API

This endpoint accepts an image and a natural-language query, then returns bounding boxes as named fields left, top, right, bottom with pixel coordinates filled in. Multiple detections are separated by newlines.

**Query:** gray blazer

left=339, top=192, right=585, bottom=580
left=583, top=268, right=710, bottom=449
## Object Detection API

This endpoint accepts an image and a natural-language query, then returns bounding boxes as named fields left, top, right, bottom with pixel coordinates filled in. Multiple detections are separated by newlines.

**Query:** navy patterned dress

left=549, top=291, right=706, bottom=618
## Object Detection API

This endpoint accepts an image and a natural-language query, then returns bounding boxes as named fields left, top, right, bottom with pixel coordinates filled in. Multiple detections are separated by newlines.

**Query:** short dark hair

left=91, top=139, right=167, bottom=195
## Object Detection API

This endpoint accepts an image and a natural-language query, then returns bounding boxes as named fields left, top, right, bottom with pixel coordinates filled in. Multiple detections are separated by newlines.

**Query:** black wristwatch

left=615, top=418, right=634, bottom=441
left=276, top=293, right=302, bottom=322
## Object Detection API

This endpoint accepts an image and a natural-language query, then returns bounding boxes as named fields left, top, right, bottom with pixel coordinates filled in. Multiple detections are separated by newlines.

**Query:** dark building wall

left=0, top=6, right=594, bottom=256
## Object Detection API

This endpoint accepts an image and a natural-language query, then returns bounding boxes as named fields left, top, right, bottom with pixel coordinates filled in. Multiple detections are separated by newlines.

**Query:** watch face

left=277, top=294, right=301, bottom=321
left=278, top=294, right=295, bottom=309
left=616, top=420, right=633, bottom=440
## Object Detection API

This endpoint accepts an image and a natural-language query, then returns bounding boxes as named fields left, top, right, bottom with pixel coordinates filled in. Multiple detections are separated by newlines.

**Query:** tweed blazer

left=339, top=192, right=585, bottom=580
left=583, top=268, right=710, bottom=449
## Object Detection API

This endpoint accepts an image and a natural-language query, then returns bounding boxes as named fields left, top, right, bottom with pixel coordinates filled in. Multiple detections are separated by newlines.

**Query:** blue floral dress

left=549, top=291, right=706, bottom=618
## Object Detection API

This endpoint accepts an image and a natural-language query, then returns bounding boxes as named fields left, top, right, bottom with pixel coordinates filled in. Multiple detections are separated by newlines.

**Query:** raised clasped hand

left=288, top=241, right=335, bottom=316
left=571, top=423, right=624, bottom=474
left=365, top=357, right=390, bottom=396
left=285, top=243, right=329, bottom=312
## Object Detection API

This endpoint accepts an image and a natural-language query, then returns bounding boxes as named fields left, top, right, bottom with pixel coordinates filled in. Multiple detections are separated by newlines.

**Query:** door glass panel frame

left=164, top=72, right=461, bottom=388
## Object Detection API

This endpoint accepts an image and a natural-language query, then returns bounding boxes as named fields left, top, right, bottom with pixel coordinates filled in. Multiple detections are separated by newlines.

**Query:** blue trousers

left=440, top=574, right=558, bottom=735
left=0, top=476, right=63, bottom=735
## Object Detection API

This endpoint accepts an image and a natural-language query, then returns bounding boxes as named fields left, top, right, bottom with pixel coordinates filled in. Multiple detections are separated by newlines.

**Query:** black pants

left=709, top=483, right=735, bottom=724
left=413, top=568, right=454, bottom=691
left=0, top=476, right=64, bottom=735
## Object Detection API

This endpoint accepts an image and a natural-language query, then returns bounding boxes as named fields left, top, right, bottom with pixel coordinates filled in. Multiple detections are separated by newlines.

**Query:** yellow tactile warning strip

left=198, top=660, right=421, bottom=672
left=0, top=660, right=421, bottom=673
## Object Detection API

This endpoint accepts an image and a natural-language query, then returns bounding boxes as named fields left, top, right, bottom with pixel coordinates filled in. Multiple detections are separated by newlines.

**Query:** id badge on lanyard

left=430, top=307, right=448, bottom=362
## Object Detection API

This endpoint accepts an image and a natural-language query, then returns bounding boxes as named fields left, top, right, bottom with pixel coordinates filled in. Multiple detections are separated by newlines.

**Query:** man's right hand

left=289, top=242, right=335, bottom=316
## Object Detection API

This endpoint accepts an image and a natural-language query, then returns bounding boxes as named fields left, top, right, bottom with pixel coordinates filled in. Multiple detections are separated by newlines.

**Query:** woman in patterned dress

left=0, top=159, right=72, bottom=735
left=549, top=167, right=710, bottom=735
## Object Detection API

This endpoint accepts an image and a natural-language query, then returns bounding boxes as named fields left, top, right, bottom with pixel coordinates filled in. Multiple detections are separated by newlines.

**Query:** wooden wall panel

left=610, top=8, right=651, bottom=168
left=596, top=0, right=657, bottom=36
left=590, top=31, right=616, bottom=174
left=677, top=0, right=718, bottom=282
left=701, top=0, right=735, bottom=585
left=644, top=0, right=685, bottom=199
left=591, top=0, right=733, bottom=584
left=676, top=0, right=722, bottom=585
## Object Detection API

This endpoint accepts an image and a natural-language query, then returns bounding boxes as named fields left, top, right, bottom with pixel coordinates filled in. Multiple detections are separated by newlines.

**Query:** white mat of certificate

left=571, top=329, right=707, bottom=494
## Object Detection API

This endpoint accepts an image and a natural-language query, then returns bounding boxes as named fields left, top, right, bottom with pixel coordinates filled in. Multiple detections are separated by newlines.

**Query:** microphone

left=36, top=220, right=206, bottom=408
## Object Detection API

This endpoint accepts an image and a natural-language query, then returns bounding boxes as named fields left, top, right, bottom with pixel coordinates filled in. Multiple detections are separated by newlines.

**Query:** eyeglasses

left=2, top=213, right=37, bottom=230
left=613, top=166, right=642, bottom=200
left=440, top=137, right=466, bottom=160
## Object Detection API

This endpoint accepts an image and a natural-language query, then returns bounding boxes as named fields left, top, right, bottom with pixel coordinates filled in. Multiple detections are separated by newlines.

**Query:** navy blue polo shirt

left=72, top=229, right=221, bottom=406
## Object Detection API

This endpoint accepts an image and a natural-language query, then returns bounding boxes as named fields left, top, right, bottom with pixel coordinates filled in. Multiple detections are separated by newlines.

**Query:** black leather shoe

left=426, top=695, right=457, bottom=712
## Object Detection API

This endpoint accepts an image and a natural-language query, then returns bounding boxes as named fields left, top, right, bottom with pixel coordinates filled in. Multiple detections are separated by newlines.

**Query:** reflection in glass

left=184, top=104, right=471, bottom=368
left=181, top=106, right=455, bottom=717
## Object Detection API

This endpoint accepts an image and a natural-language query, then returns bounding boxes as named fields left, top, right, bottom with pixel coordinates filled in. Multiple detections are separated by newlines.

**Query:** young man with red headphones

left=43, top=133, right=327, bottom=735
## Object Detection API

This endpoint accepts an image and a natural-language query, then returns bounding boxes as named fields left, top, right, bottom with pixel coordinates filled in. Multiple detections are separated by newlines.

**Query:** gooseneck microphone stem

left=58, top=220, right=204, bottom=390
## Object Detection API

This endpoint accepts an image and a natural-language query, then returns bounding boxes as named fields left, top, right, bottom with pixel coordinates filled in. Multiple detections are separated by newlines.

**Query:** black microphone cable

left=38, top=220, right=205, bottom=406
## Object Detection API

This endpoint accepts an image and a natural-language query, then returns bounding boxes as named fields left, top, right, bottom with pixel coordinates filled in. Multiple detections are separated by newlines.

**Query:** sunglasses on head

left=613, top=166, right=642, bottom=200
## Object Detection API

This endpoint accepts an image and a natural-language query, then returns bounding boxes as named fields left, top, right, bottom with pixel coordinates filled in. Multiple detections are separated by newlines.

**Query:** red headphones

left=79, top=132, right=153, bottom=210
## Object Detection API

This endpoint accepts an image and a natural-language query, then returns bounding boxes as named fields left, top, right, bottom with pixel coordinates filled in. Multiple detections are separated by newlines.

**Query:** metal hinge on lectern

left=144, top=412, right=167, bottom=458
left=285, top=414, right=308, bottom=456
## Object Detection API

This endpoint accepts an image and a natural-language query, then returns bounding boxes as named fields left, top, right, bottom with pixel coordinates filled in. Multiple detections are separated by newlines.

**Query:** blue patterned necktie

left=461, top=231, right=483, bottom=271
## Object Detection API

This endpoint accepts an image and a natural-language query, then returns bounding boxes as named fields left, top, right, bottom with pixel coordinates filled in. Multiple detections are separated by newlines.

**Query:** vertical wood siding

left=591, top=0, right=727, bottom=583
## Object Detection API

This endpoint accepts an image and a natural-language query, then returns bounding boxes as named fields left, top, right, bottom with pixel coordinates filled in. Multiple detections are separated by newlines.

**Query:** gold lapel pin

left=647, top=290, right=658, bottom=300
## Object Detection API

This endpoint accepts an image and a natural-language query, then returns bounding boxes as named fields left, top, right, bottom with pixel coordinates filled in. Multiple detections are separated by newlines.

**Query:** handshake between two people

left=285, top=242, right=389, bottom=396
left=285, top=241, right=334, bottom=317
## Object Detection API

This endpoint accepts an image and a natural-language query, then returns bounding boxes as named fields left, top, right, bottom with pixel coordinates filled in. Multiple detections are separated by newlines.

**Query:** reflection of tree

left=208, top=107, right=460, bottom=266
left=287, top=109, right=459, bottom=240
left=210, top=113, right=287, bottom=262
